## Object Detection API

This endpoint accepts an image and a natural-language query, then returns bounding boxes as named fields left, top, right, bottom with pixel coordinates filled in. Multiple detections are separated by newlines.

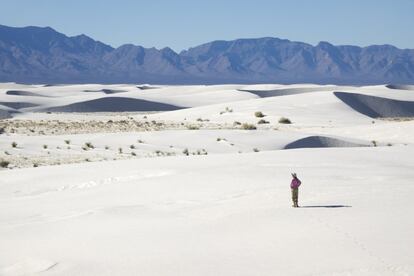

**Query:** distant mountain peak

left=0, top=24, right=413, bottom=84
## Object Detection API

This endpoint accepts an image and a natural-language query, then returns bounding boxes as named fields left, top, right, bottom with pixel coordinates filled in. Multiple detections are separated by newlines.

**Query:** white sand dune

left=5, top=90, right=52, bottom=97
left=34, top=97, right=185, bottom=112
left=238, top=85, right=343, bottom=98
left=0, top=101, right=39, bottom=110
left=136, top=85, right=161, bottom=90
left=0, top=110, right=12, bottom=119
left=334, top=92, right=414, bottom=118
left=284, top=135, right=368, bottom=149
left=1, top=147, right=414, bottom=275
left=83, top=89, right=129, bottom=94
left=386, top=84, right=414, bottom=91
left=1, top=82, right=414, bottom=275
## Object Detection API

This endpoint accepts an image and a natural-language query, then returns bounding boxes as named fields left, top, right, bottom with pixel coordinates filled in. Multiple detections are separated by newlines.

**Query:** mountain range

left=1, top=24, right=413, bottom=84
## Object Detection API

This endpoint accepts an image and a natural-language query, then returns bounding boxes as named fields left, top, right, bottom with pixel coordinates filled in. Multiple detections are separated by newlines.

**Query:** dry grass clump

left=0, top=159, right=10, bottom=168
left=278, top=117, right=292, bottom=124
left=241, top=123, right=257, bottom=130
left=257, top=119, right=269, bottom=124
left=254, top=111, right=265, bottom=118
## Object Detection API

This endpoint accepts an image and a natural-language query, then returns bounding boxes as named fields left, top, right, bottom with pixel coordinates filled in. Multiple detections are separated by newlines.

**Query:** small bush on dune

left=130, top=144, right=136, bottom=149
left=241, top=123, right=257, bottom=130
left=0, top=160, right=10, bottom=168
left=278, top=117, right=292, bottom=124
left=253, top=148, right=260, bottom=152
left=257, top=119, right=269, bottom=124
left=254, top=111, right=265, bottom=118
left=220, top=107, right=233, bottom=115
left=11, top=142, right=17, bottom=148
left=187, top=125, right=200, bottom=130
left=43, top=145, right=48, bottom=149
left=64, top=140, right=71, bottom=145
left=183, top=148, right=189, bottom=156
left=85, top=142, right=94, bottom=149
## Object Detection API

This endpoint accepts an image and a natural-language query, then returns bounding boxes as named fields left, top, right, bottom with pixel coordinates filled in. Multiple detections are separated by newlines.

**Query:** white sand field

left=0, top=83, right=413, bottom=275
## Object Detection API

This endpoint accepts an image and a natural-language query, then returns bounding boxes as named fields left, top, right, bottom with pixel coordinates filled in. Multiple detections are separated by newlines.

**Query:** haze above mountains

left=0, top=25, right=413, bottom=84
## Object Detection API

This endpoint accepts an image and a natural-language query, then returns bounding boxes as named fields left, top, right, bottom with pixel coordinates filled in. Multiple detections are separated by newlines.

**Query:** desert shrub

left=371, top=140, right=377, bottom=147
left=241, top=123, right=257, bottom=130
left=33, top=163, right=39, bottom=168
left=278, top=117, right=292, bottom=124
left=4, top=151, right=10, bottom=155
left=183, top=148, right=189, bottom=156
left=11, top=142, right=17, bottom=148
left=131, top=152, right=137, bottom=156
left=105, top=145, right=110, bottom=150
left=187, top=125, right=200, bottom=130
left=43, top=144, right=48, bottom=149
left=196, top=118, right=203, bottom=122
left=257, top=119, right=269, bottom=124
left=196, top=149, right=208, bottom=155
left=0, top=160, right=10, bottom=168
left=64, top=140, right=71, bottom=145
left=387, top=143, right=392, bottom=146
left=220, top=107, right=233, bottom=114
left=254, top=111, right=265, bottom=118
left=233, top=121, right=241, bottom=126
left=253, top=148, right=260, bottom=152
left=118, top=147, right=123, bottom=154
left=137, top=139, right=144, bottom=143
left=130, top=144, right=136, bottom=149
left=85, top=142, right=94, bottom=149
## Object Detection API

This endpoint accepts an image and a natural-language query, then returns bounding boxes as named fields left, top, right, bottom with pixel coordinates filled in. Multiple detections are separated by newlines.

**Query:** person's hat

left=291, top=172, right=297, bottom=178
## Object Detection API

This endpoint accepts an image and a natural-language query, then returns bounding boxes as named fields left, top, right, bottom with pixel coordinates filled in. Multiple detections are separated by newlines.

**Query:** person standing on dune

left=290, top=173, right=302, bottom=208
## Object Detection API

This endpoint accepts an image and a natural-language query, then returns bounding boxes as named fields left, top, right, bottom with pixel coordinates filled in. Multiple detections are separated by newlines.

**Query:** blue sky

left=1, top=0, right=413, bottom=51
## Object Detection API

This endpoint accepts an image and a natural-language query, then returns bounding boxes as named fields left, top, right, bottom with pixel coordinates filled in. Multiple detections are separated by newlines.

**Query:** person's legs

left=291, top=188, right=298, bottom=207
left=295, top=188, right=299, bottom=207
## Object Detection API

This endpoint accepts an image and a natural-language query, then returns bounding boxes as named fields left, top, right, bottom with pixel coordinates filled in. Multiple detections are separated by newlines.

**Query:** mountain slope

left=0, top=25, right=413, bottom=84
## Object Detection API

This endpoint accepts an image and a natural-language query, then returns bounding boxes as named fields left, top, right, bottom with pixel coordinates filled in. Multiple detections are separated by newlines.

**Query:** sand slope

left=37, top=97, right=185, bottom=112
left=334, top=92, right=414, bottom=118
left=284, top=135, right=368, bottom=149
left=1, top=82, right=414, bottom=275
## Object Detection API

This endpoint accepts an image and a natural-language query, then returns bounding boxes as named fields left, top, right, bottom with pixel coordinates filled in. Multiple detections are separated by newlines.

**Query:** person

left=290, top=173, right=302, bottom=208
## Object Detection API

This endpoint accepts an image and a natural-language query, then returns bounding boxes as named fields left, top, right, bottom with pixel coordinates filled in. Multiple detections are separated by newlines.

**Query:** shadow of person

left=299, top=205, right=351, bottom=208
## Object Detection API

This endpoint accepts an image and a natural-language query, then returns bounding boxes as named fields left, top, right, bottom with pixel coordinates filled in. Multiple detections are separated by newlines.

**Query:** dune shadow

left=334, top=92, right=414, bottom=118
left=284, top=135, right=367, bottom=150
left=300, top=205, right=351, bottom=208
